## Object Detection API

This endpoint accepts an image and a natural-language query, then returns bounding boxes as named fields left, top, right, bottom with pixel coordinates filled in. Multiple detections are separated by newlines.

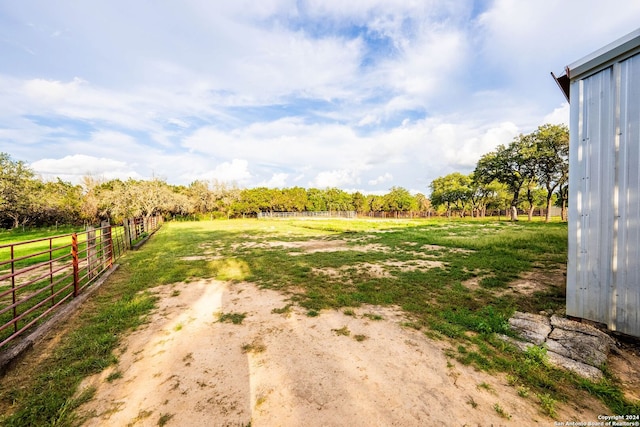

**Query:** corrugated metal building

left=555, top=29, right=640, bottom=338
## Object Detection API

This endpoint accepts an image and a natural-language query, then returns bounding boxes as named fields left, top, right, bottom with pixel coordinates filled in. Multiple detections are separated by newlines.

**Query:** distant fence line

left=123, top=215, right=164, bottom=248
left=0, top=215, right=162, bottom=350
left=258, top=211, right=357, bottom=219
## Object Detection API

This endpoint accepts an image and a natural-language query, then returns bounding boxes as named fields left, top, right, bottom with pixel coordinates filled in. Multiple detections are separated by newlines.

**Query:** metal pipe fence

left=0, top=222, right=129, bottom=349
left=257, top=211, right=357, bottom=219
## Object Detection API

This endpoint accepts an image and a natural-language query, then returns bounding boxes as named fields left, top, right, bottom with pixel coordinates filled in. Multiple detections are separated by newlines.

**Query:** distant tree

left=556, top=182, right=569, bottom=221
left=351, top=191, right=367, bottom=214
left=306, top=188, right=327, bottom=212
left=0, top=153, right=37, bottom=228
left=325, top=188, right=352, bottom=212
left=187, top=180, right=216, bottom=214
left=283, top=187, right=308, bottom=212
left=414, top=193, right=432, bottom=216
left=474, top=134, right=537, bottom=221
left=429, top=172, right=473, bottom=217
left=237, top=187, right=272, bottom=215
left=367, top=195, right=386, bottom=215
left=384, top=186, right=416, bottom=217
left=532, top=124, right=569, bottom=222
left=31, top=179, right=83, bottom=226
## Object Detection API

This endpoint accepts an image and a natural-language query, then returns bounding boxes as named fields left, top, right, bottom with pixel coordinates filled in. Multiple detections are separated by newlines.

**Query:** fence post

left=87, top=226, right=96, bottom=279
left=123, top=219, right=132, bottom=249
left=102, top=221, right=113, bottom=268
left=10, top=245, right=17, bottom=333
left=72, top=233, right=79, bottom=297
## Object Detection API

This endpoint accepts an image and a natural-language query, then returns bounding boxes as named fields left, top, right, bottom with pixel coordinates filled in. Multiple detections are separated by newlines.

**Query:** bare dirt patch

left=233, top=239, right=390, bottom=255
left=462, top=268, right=565, bottom=296
left=312, top=259, right=446, bottom=281
left=76, top=280, right=605, bottom=426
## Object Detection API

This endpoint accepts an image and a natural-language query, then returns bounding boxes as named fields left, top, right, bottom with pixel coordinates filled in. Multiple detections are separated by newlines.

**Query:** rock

left=496, top=334, right=534, bottom=352
left=506, top=312, right=615, bottom=381
left=546, top=351, right=603, bottom=381
left=508, top=312, right=551, bottom=345
left=546, top=329, right=609, bottom=367
left=550, top=315, right=615, bottom=347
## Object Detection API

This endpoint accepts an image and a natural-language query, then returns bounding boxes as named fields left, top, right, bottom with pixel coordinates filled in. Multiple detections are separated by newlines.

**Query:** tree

left=429, top=172, right=473, bottom=217
left=384, top=186, right=416, bottom=217
left=306, top=188, right=327, bottom=212
left=414, top=193, right=431, bottom=216
left=474, top=134, right=537, bottom=221
left=532, top=124, right=569, bottom=222
left=325, top=188, right=353, bottom=212
left=0, top=153, right=37, bottom=228
left=367, top=195, right=386, bottom=215
left=351, top=191, right=367, bottom=214
left=186, top=180, right=215, bottom=214
left=31, top=179, right=83, bottom=226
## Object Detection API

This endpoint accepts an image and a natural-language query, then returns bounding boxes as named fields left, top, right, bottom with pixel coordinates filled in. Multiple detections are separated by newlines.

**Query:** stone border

left=499, top=311, right=616, bottom=381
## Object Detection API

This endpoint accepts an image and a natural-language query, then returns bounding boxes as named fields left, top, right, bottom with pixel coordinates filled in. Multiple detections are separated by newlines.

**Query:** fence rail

left=258, top=211, right=356, bottom=219
left=0, top=215, right=162, bottom=350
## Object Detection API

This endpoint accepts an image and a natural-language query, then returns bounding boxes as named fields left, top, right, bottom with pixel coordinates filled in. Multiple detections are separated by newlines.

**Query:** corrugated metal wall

left=567, top=52, right=640, bottom=338
left=616, top=54, right=640, bottom=336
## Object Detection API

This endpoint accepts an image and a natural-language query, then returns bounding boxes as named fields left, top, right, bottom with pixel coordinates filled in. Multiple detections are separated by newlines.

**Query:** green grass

left=1, top=217, right=637, bottom=425
left=217, top=312, right=247, bottom=325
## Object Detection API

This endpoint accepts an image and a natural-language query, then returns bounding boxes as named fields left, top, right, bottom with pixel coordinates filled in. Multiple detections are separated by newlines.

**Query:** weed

left=524, top=344, right=548, bottom=366
left=158, top=413, right=175, bottom=426
left=517, top=386, right=530, bottom=398
left=332, top=326, right=350, bottom=336
left=242, top=341, right=267, bottom=354
left=343, top=308, right=356, bottom=316
left=306, top=309, right=319, bottom=317
left=173, top=323, right=183, bottom=331
left=401, top=321, right=422, bottom=330
left=353, top=334, right=368, bottom=342
left=132, top=409, right=153, bottom=423
left=466, top=396, right=478, bottom=408
left=537, top=393, right=557, bottom=418
left=218, top=312, right=247, bottom=325
left=477, top=382, right=495, bottom=393
left=170, top=289, right=181, bottom=297
left=271, top=304, right=292, bottom=316
left=255, top=395, right=268, bottom=407
left=506, top=374, right=518, bottom=386
left=363, top=313, right=383, bottom=321
left=106, top=371, right=123, bottom=382
left=493, top=403, right=511, bottom=419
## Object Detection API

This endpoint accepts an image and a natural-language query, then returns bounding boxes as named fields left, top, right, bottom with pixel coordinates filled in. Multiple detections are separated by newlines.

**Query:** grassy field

left=0, top=218, right=638, bottom=425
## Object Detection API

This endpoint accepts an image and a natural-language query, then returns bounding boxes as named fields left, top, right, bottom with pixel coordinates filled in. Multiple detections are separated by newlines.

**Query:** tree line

left=1, top=123, right=568, bottom=229
left=429, top=124, right=569, bottom=222
left=1, top=152, right=431, bottom=229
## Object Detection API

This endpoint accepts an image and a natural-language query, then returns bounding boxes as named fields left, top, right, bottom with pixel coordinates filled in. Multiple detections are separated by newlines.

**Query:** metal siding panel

left=571, top=68, right=616, bottom=325
left=617, top=53, right=640, bottom=337
left=567, top=78, right=582, bottom=318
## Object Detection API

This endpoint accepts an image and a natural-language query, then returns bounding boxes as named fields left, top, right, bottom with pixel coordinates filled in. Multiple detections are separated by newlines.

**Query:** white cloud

left=542, top=103, right=570, bottom=127
left=212, top=159, right=252, bottom=183
left=24, top=77, right=86, bottom=103
left=30, top=154, right=141, bottom=183
left=368, top=172, right=393, bottom=186
left=309, top=168, right=361, bottom=188
left=258, top=172, right=289, bottom=188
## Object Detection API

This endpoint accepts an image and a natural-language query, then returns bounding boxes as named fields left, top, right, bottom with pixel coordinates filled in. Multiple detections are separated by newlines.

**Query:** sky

left=1, top=1, right=639, bottom=195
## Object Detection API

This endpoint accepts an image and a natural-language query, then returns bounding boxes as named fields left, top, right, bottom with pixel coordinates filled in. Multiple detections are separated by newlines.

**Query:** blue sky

left=1, top=1, right=639, bottom=194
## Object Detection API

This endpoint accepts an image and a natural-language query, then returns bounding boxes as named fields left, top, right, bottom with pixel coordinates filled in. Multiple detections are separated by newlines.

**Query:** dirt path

left=77, top=280, right=605, bottom=426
